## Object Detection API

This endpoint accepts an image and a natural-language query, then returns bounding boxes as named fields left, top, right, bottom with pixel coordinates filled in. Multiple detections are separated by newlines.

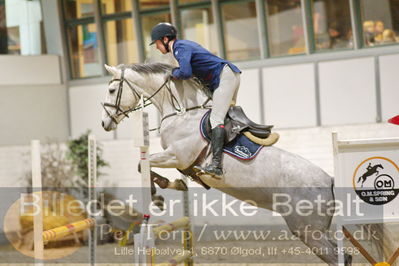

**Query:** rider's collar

left=170, top=39, right=178, bottom=53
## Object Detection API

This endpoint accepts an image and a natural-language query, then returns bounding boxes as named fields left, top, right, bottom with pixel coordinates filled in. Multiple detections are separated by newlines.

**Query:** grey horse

left=101, top=63, right=388, bottom=265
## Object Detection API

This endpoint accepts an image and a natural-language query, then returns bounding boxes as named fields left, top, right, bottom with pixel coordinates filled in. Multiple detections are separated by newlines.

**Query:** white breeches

left=210, top=65, right=241, bottom=129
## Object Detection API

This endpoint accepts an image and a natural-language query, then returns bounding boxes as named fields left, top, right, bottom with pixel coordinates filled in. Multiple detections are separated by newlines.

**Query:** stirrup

left=193, top=165, right=223, bottom=180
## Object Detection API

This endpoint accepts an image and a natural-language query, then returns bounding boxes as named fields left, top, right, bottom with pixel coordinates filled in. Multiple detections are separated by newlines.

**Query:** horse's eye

left=109, top=87, right=116, bottom=93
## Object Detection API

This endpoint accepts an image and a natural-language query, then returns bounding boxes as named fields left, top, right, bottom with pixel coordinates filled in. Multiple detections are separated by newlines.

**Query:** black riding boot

left=195, top=125, right=225, bottom=179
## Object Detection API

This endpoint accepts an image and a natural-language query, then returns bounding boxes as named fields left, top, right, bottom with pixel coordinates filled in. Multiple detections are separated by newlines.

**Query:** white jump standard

left=132, top=104, right=194, bottom=266
left=333, top=133, right=399, bottom=266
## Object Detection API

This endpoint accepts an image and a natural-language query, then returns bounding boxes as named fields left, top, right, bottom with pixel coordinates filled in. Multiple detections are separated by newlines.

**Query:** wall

left=234, top=53, right=399, bottom=129
left=0, top=55, right=69, bottom=146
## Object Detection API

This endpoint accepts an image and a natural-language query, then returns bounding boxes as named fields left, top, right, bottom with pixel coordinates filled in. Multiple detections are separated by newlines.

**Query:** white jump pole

left=133, top=97, right=152, bottom=215
left=132, top=97, right=193, bottom=266
left=31, top=140, right=44, bottom=266
left=181, top=175, right=193, bottom=266
left=88, top=134, right=97, bottom=266
left=133, top=97, right=154, bottom=266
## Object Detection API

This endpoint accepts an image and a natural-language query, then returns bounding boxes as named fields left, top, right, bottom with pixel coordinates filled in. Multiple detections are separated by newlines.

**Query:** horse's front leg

left=137, top=150, right=187, bottom=210
left=149, top=149, right=188, bottom=191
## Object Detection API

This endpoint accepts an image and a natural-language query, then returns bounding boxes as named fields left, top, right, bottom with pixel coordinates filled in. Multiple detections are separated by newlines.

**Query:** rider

left=150, top=22, right=241, bottom=179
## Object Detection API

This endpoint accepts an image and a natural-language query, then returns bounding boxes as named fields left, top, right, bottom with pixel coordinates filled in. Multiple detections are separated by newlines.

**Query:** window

left=63, top=0, right=101, bottom=78
left=0, top=0, right=46, bottom=55
left=221, top=1, right=260, bottom=61
left=67, top=23, right=102, bottom=78
left=140, top=0, right=169, bottom=10
left=142, top=13, right=172, bottom=62
left=104, top=18, right=138, bottom=65
left=311, top=0, right=353, bottom=51
left=181, top=7, right=217, bottom=54
left=179, top=0, right=208, bottom=4
left=266, top=0, right=305, bottom=56
left=64, top=0, right=95, bottom=19
left=101, top=0, right=132, bottom=14
left=360, top=0, right=399, bottom=47
left=100, top=0, right=136, bottom=66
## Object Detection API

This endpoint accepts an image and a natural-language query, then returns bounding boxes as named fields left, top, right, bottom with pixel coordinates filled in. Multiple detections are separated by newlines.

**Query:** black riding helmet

left=149, top=22, right=177, bottom=52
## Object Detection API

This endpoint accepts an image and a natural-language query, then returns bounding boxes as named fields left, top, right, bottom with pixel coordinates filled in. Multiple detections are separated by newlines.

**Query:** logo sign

left=352, top=157, right=399, bottom=205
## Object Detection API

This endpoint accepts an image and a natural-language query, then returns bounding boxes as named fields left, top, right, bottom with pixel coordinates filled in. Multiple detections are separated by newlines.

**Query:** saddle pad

left=200, top=111, right=263, bottom=160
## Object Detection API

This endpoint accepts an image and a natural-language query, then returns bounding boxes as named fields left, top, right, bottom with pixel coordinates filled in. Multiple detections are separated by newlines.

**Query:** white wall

left=262, top=63, right=317, bottom=128
left=0, top=55, right=67, bottom=146
left=69, top=84, right=114, bottom=140
left=319, top=57, right=377, bottom=125
left=69, top=83, right=160, bottom=141
left=0, top=84, right=69, bottom=146
left=0, top=55, right=61, bottom=85
left=379, top=54, right=399, bottom=121
left=236, top=69, right=262, bottom=123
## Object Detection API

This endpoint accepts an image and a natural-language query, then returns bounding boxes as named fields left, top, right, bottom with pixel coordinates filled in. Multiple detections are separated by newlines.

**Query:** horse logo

left=357, top=163, right=384, bottom=187
left=352, top=157, right=399, bottom=205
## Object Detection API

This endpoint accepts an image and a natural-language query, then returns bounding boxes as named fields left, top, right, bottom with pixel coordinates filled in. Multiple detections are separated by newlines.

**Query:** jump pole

left=32, top=140, right=44, bottom=266
left=32, top=135, right=98, bottom=265
left=132, top=97, right=154, bottom=265
left=87, top=134, right=97, bottom=266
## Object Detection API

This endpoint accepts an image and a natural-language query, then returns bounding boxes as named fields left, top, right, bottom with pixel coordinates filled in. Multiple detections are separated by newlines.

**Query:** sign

left=333, top=133, right=399, bottom=222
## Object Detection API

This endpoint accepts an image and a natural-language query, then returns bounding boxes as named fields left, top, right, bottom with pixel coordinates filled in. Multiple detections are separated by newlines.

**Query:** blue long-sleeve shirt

left=171, top=40, right=241, bottom=92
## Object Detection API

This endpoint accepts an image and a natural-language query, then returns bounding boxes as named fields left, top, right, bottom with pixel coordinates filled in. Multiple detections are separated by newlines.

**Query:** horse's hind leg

left=284, top=217, right=339, bottom=266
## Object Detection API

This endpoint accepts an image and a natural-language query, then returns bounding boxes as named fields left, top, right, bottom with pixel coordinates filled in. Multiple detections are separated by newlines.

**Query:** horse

left=357, top=164, right=384, bottom=188
left=101, top=63, right=389, bottom=265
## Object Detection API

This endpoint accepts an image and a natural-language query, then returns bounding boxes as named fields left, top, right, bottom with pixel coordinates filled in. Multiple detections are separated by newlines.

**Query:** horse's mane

left=118, top=62, right=173, bottom=75
left=118, top=63, right=212, bottom=98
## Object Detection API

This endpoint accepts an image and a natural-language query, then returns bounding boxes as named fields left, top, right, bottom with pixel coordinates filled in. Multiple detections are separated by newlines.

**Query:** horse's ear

left=104, top=64, right=117, bottom=76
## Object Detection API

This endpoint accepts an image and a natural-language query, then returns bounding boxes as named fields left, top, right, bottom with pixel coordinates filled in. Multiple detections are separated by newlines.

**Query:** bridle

left=102, top=67, right=211, bottom=126
left=102, top=67, right=174, bottom=124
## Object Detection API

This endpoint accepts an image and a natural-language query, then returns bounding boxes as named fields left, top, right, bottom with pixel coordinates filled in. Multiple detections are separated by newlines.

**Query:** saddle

left=205, top=106, right=274, bottom=143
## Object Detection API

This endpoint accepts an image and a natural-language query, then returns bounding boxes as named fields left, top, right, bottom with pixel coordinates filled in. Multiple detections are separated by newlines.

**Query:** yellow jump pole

left=42, top=218, right=96, bottom=243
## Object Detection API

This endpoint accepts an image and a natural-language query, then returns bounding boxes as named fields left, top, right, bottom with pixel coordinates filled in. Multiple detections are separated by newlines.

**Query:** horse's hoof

left=344, top=253, right=352, bottom=266
left=174, top=179, right=188, bottom=191
left=152, top=194, right=165, bottom=211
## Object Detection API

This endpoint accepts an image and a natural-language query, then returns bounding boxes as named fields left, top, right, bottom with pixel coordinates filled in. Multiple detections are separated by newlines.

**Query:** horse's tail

left=357, top=175, right=362, bottom=183
left=359, top=223, right=397, bottom=265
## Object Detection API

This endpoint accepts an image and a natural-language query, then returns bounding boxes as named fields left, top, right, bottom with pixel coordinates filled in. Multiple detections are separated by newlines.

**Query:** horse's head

left=101, top=64, right=141, bottom=131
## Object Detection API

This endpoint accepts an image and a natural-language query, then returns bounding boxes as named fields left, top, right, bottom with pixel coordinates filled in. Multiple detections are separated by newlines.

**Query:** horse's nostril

left=102, top=121, right=105, bottom=127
